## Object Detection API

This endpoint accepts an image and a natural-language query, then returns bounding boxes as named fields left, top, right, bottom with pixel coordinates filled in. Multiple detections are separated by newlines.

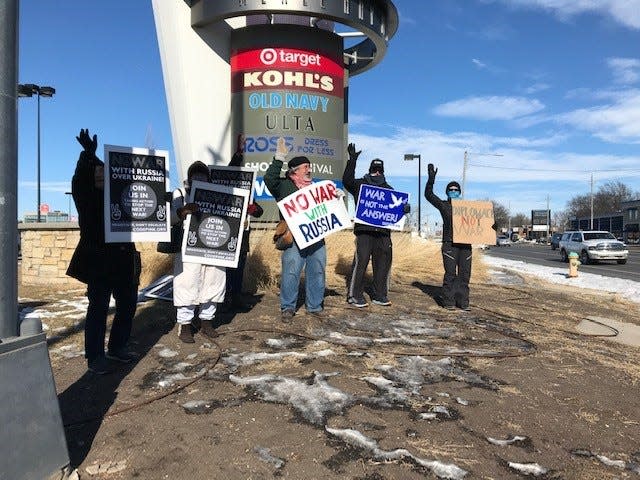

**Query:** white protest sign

left=277, top=180, right=350, bottom=249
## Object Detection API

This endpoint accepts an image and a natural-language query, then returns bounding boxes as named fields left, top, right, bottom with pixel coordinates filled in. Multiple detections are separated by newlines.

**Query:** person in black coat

left=424, top=163, right=471, bottom=311
left=66, top=129, right=140, bottom=374
left=342, top=143, right=409, bottom=307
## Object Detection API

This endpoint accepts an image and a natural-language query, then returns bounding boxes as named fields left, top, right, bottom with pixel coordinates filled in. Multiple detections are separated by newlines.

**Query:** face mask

left=447, top=190, right=460, bottom=199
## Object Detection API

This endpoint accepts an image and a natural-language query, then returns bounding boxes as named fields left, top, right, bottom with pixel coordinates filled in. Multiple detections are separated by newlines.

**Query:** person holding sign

left=67, top=129, right=141, bottom=374
left=424, top=164, right=472, bottom=311
left=343, top=144, right=409, bottom=307
left=264, top=138, right=327, bottom=321
left=171, top=161, right=226, bottom=343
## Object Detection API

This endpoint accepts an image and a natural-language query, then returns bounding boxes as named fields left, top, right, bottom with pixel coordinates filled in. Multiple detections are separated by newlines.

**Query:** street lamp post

left=18, top=83, right=56, bottom=222
left=404, top=153, right=421, bottom=234
left=65, top=191, right=73, bottom=221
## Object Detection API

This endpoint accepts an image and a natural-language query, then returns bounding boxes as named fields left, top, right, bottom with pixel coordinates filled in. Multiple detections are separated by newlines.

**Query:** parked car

left=550, top=232, right=562, bottom=250
left=558, top=230, right=628, bottom=265
left=496, top=235, right=512, bottom=247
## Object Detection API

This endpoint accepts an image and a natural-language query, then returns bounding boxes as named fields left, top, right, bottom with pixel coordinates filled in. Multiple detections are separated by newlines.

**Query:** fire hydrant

left=568, top=251, right=580, bottom=278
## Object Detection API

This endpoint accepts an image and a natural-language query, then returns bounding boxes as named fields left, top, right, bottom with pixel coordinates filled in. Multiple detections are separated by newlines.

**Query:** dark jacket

left=264, top=157, right=299, bottom=204
left=342, top=157, right=392, bottom=236
left=425, top=177, right=455, bottom=243
left=66, top=151, right=140, bottom=285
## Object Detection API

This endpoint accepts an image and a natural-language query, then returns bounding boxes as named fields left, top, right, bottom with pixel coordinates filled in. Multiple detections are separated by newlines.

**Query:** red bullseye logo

left=259, top=48, right=277, bottom=65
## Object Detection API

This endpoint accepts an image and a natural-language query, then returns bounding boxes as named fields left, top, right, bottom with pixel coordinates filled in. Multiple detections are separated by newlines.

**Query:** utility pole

left=590, top=173, right=594, bottom=230
left=461, top=149, right=504, bottom=198
left=546, top=194, right=550, bottom=240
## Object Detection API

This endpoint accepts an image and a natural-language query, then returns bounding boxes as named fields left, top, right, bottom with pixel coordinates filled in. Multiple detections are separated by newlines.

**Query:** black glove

left=403, top=203, right=411, bottom=214
left=427, top=163, right=438, bottom=181
left=347, top=143, right=361, bottom=161
left=76, top=128, right=97, bottom=156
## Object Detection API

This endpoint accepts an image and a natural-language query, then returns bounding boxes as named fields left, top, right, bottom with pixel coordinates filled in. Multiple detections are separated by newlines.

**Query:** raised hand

left=276, top=137, right=289, bottom=158
left=76, top=128, right=97, bottom=156
left=347, top=143, right=361, bottom=161
left=428, top=163, right=438, bottom=178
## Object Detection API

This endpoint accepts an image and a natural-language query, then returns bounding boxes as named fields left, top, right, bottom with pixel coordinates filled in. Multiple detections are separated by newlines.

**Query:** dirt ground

left=24, top=254, right=640, bottom=480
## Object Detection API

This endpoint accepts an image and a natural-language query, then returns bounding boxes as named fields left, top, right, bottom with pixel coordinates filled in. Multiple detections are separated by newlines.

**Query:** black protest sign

left=104, top=145, right=170, bottom=243
left=181, top=181, right=249, bottom=268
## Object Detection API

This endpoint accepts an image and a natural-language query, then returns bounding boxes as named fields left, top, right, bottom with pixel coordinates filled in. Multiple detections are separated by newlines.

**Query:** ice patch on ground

left=487, top=435, right=528, bottom=446
left=253, top=446, right=285, bottom=469
left=230, top=371, right=353, bottom=425
left=507, top=461, right=548, bottom=476
left=326, top=427, right=468, bottom=479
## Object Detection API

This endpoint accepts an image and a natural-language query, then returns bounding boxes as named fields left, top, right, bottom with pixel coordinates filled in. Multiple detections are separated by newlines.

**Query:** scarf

left=364, top=173, right=387, bottom=186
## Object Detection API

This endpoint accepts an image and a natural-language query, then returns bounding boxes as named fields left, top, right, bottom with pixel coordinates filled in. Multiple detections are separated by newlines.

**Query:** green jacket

left=264, top=157, right=298, bottom=202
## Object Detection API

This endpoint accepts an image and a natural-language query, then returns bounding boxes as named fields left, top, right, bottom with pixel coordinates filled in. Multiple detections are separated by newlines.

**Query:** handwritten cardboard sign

left=354, top=184, right=408, bottom=231
left=451, top=199, right=496, bottom=245
left=277, top=180, right=351, bottom=249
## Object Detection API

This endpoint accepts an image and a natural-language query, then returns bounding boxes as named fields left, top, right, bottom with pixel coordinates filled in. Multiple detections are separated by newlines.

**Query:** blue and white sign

left=354, top=184, right=409, bottom=231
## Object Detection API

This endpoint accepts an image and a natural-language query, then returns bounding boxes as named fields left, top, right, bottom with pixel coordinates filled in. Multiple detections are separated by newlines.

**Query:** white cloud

left=433, top=95, right=545, bottom=120
left=472, top=58, right=488, bottom=69
left=523, top=83, right=551, bottom=94
left=607, top=57, right=640, bottom=85
left=496, top=0, right=640, bottom=30
left=555, top=90, right=640, bottom=143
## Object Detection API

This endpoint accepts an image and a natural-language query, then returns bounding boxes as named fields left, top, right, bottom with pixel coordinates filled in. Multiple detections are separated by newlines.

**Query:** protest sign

left=277, top=180, right=350, bottom=249
left=104, top=145, right=170, bottom=243
left=181, top=181, right=249, bottom=268
left=354, top=184, right=408, bottom=231
left=451, top=199, right=496, bottom=245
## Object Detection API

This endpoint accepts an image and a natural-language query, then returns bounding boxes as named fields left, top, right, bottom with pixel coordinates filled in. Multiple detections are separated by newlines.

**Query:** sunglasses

left=448, top=188, right=460, bottom=192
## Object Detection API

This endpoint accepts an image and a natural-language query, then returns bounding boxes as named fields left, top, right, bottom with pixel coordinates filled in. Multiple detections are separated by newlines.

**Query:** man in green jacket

left=264, top=138, right=326, bottom=322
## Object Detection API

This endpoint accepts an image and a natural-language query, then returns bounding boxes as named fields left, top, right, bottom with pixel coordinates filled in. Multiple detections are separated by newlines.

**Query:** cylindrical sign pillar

left=230, top=24, right=345, bottom=219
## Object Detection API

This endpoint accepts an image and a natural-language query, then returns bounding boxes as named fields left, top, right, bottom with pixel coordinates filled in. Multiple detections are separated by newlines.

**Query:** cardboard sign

left=277, top=180, right=350, bottom=249
left=104, top=145, right=170, bottom=243
left=451, top=199, right=496, bottom=245
left=181, top=181, right=249, bottom=268
left=354, top=184, right=408, bottom=231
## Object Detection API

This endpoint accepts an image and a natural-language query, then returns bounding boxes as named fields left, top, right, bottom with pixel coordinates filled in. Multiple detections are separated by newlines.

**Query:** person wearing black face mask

left=342, top=143, right=410, bottom=307
left=425, top=163, right=472, bottom=311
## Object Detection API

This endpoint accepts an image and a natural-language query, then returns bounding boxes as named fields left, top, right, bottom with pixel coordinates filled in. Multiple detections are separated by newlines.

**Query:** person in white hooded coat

left=171, top=161, right=226, bottom=343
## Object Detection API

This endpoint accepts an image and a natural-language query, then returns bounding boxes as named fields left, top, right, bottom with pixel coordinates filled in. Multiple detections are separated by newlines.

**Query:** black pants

left=348, top=233, right=392, bottom=301
left=85, top=278, right=138, bottom=361
left=441, top=242, right=472, bottom=308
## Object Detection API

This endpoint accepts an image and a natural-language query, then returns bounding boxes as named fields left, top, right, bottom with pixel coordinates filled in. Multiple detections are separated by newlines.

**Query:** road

left=484, top=243, right=640, bottom=282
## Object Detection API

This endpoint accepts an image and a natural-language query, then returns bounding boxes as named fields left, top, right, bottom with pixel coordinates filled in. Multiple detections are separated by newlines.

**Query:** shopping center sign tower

left=152, top=0, right=398, bottom=216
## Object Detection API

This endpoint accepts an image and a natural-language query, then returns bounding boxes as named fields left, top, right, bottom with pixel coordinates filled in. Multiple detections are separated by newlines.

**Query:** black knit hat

left=288, top=156, right=310, bottom=169
left=187, top=161, right=210, bottom=181
left=369, top=158, right=384, bottom=173
left=445, top=181, right=461, bottom=193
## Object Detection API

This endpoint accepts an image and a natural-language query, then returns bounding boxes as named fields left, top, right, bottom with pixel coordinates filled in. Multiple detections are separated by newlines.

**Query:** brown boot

left=178, top=323, right=195, bottom=343
left=199, top=319, right=218, bottom=339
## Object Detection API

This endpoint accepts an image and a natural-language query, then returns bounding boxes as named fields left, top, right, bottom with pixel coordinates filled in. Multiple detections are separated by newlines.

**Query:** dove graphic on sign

left=389, top=193, right=405, bottom=208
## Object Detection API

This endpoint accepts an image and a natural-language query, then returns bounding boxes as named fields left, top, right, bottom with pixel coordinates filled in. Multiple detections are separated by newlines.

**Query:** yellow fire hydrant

left=568, top=251, right=580, bottom=278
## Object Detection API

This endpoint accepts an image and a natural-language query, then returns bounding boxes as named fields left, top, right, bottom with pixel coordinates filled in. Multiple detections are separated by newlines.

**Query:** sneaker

left=307, top=309, right=326, bottom=318
left=178, top=323, right=195, bottom=343
left=199, top=319, right=219, bottom=339
left=105, top=349, right=138, bottom=364
left=87, top=356, right=113, bottom=375
left=372, top=298, right=391, bottom=306
left=459, top=305, right=471, bottom=312
left=281, top=309, right=295, bottom=323
left=443, top=305, right=456, bottom=311
left=348, top=297, right=368, bottom=308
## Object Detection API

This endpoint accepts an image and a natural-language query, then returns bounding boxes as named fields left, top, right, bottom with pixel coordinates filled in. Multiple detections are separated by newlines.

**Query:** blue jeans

left=280, top=241, right=326, bottom=312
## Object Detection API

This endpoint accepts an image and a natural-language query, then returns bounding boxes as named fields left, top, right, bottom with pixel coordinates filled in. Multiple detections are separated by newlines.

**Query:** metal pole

left=418, top=154, right=421, bottom=235
left=0, top=0, right=19, bottom=338
left=590, top=173, right=594, bottom=230
left=546, top=194, right=550, bottom=240
left=461, top=150, right=468, bottom=199
left=37, top=91, right=41, bottom=222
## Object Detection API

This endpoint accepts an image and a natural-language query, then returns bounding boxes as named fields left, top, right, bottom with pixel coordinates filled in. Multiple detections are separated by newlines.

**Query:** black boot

left=178, top=323, right=195, bottom=343
left=200, top=319, right=218, bottom=339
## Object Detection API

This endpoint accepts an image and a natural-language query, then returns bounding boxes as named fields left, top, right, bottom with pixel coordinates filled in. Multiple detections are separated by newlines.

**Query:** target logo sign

left=259, top=48, right=277, bottom=65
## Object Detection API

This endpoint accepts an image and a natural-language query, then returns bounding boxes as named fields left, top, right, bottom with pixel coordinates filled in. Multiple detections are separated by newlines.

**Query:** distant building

left=569, top=212, right=624, bottom=238
left=621, top=199, right=640, bottom=244
left=23, top=210, right=70, bottom=223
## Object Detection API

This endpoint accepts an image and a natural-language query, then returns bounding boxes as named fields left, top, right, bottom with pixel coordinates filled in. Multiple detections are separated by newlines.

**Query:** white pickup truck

left=559, top=230, right=628, bottom=265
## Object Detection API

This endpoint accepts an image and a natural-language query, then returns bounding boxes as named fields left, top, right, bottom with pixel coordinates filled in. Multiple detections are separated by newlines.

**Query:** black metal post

left=37, top=91, right=41, bottom=222
left=417, top=154, right=421, bottom=234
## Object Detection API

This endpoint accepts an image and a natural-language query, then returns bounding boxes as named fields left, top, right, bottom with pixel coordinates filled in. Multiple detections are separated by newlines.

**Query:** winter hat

left=288, top=156, right=310, bottom=169
left=369, top=158, right=384, bottom=173
left=187, top=161, right=210, bottom=181
left=445, top=181, right=461, bottom=193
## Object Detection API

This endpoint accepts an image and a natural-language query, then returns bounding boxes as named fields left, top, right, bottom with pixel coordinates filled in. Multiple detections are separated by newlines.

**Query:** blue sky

left=18, top=0, right=640, bottom=228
